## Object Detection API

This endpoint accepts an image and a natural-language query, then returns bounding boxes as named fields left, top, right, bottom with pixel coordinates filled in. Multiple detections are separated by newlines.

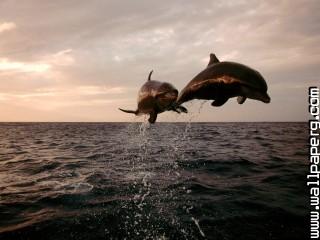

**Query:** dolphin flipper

left=169, top=103, right=188, bottom=113
left=176, top=105, right=188, bottom=113
left=148, top=112, right=158, bottom=123
left=237, top=96, right=247, bottom=104
left=211, top=97, right=229, bottom=107
left=119, top=108, right=138, bottom=114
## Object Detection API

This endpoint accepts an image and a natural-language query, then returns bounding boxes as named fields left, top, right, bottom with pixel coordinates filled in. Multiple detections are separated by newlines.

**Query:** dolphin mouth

left=262, top=93, right=271, bottom=103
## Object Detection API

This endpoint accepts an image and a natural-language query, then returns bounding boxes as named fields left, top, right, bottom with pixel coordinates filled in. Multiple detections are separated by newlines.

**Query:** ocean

left=0, top=122, right=308, bottom=239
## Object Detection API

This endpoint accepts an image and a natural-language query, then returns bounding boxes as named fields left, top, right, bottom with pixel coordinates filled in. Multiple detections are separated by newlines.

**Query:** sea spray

left=102, top=103, right=209, bottom=238
left=111, top=121, right=171, bottom=237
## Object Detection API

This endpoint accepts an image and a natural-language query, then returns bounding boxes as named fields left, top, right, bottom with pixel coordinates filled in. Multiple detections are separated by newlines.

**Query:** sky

left=0, top=0, right=319, bottom=122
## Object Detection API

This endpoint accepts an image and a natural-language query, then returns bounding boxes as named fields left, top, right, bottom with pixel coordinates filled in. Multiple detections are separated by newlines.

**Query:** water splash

left=101, top=103, right=210, bottom=238
left=108, top=120, right=182, bottom=237
left=191, top=217, right=205, bottom=237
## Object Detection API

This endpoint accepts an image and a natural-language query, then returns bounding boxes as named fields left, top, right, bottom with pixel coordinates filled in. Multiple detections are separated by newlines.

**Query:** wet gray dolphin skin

left=176, top=53, right=271, bottom=107
left=119, top=71, right=187, bottom=123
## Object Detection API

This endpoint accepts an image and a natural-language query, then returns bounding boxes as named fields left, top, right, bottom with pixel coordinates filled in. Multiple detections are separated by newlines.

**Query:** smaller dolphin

left=176, top=53, right=271, bottom=107
left=119, top=71, right=187, bottom=123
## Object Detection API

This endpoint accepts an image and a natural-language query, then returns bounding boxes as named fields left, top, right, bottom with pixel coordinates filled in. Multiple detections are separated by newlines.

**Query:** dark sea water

left=0, top=122, right=308, bottom=239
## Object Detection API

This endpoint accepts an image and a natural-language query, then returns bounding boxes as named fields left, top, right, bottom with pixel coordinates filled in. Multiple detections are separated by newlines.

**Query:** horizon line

left=0, top=121, right=307, bottom=123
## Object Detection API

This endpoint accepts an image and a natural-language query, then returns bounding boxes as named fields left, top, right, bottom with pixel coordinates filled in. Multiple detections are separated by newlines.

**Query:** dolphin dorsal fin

left=148, top=70, right=153, bottom=81
left=207, top=53, right=219, bottom=67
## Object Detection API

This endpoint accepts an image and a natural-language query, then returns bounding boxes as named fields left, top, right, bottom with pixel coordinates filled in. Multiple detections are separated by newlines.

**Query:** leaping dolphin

left=176, top=53, right=271, bottom=107
left=119, top=70, right=187, bottom=123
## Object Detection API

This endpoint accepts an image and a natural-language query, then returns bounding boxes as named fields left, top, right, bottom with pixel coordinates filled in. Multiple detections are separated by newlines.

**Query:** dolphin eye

left=160, top=92, right=177, bottom=99
left=165, top=92, right=175, bottom=97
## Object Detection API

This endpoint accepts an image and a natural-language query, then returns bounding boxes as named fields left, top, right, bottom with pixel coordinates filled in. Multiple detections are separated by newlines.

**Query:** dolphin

left=119, top=70, right=187, bottom=123
left=176, top=53, right=271, bottom=107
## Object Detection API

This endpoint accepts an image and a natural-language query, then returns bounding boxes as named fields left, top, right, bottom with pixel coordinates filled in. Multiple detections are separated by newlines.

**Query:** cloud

left=0, top=86, right=128, bottom=99
left=0, top=48, right=75, bottom=81
left=0, top=0, right=318, bottom=121
left=75, top=86, right=126, bottom=95
left=46, top=49, right=75, bottom=66
left=0, top=58, right=51, bottom=73
left=0, top=22, right=16, bottom=33
left=0, top=84, right=131, bottom=120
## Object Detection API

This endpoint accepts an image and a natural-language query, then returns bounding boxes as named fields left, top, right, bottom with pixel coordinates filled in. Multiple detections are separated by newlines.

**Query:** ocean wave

left=0, top=122, right=308, bottom=239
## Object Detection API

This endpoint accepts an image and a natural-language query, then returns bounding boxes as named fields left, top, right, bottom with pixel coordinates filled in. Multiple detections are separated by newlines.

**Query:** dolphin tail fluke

left=119, top=108, right=138, bottom=115
left=148, top=112, right=158, bottom=123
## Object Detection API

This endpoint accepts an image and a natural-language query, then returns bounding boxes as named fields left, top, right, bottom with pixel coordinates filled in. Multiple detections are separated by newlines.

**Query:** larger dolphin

left=119, top=71, right=187, bottom=123
left=176, top=53, right=271, bottom=107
